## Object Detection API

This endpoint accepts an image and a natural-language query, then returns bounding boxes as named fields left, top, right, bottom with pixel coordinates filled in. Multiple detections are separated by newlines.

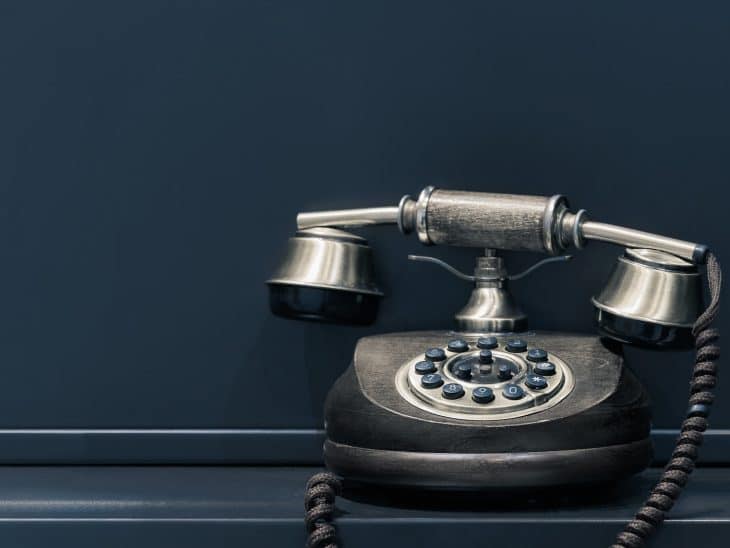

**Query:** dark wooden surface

left=0, top=466, right=724, bottom=547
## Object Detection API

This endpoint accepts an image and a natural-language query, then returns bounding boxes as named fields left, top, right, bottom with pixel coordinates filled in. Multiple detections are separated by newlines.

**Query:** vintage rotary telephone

left=266, top=187, right=721, bottom=548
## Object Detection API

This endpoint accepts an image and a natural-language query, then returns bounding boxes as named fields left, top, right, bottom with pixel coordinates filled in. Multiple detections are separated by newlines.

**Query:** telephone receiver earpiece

left=593, top=248, right=703, bottom=349
left=267, top=227, right=382, bottom=325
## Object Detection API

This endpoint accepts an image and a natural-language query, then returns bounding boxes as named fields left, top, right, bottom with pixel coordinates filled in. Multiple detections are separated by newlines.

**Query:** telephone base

left=324, top=330, right=652, bottom=489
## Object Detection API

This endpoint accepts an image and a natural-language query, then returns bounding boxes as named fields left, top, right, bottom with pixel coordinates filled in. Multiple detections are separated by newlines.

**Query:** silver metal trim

left=581, top=220, right=700, bottom=264
left=266, top=228, right=384, bottom=296
left=572, top=209, right=588, bottom=249
left=295, top=226, right=367, bottom=243
left=591, top=250, right=702, bottom=328
left=624, top=247, right=695, bottom=270
left=542, top=194, right=567, bottom=254
left=396, top=194, right=413, bottom=234
left=415, top=185, right=435, bottom=245
left=296, top=206, right=399, bottom=230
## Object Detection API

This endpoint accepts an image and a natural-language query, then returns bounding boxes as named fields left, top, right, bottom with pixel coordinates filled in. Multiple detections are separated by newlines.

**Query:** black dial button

left=477, top=336, right=498, bottom=349
left=478, top=349, right=493, bottom=364
left=425, top=348, right=446, bottom=362
left=447, top=339, right=469, bottom=353
left=472, top=386, right=495, bottom=404
left=525, top=374, right=548, bottom=390
left=533, top=361, right=556, bottom=376
left=454, top=362, right=473, bottom=380
left=506, top=339, right=528, bottom=353
left=442, top=383, right=465, bottom=399
left=421, top=373, right=444, bottom=389
left=497, top=364, right=514, bottom=380
left=503, top=384, right=525, bottom=400
left=415, top=361, right=437, bottom=375
left=526, top=348, right=548, bottom=362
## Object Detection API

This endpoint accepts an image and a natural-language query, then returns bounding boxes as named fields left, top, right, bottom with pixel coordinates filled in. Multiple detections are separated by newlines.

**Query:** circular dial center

left=395, top=337, right=574, bottom=421
left=448, top=354, right=522, bottom=383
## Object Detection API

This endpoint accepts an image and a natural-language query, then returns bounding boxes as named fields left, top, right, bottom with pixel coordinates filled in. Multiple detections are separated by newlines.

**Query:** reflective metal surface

left=543, top=193, right=570, bottom=255
left=266, top=227, right=383, bottom=296
left=296, top=206, right=400, bottom=230
left=579, top=219, right=705, bottom=264
left=455, top=254, right=527, bottom=332
left=273, top=188, right=711, bottom=333
left=414, top=185, right=435, bottom=245
left=455, top=286, right=528, bottom=332
left=291, top=187, right=708, bottom=265
left=408, top=251, right=530, bottom=332
left=592, top=248, right=702, bottom=328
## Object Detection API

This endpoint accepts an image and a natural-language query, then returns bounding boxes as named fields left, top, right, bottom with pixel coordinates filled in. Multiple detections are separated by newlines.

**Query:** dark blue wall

left=0, top=1, right=727, bottom=458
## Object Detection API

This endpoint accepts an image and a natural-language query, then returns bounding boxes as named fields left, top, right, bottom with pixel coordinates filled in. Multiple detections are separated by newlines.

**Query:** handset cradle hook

left=407, top=253, right=572, bottom=282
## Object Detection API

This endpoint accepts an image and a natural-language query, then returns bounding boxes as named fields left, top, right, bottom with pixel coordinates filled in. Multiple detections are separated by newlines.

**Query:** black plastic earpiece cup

left=594, top=308, right=694, bottom=350
left=268, top=284, right=379, bottom=326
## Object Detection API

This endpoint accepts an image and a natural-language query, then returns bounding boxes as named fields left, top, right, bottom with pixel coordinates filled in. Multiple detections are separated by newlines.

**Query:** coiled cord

left=611, top=252, right=721, bottom=547
left=304, top=472, right=342, bottom=548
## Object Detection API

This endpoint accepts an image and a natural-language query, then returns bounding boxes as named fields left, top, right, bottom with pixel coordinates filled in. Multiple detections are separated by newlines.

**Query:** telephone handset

left=266, top=187, right=721, bottom=548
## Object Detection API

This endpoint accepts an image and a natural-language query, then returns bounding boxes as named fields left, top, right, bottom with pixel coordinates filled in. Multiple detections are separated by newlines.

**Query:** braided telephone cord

left=304, top=472, right=342, bottom=548
left=611, top=252, right=721, bottom=548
